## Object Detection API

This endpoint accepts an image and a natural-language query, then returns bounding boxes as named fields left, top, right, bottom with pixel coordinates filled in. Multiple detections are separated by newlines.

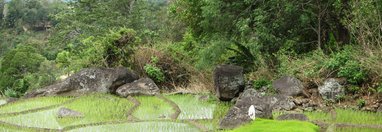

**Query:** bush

left=0, top=45, right=46, bottom=96
left=377, top=84, right=382, bottom=94
left=277, top=50, right=327, bottom=83
left=144, top=56, right=165, bottom=83
left=346, top=85, right=360, bottom=94
left=357, top=99, right=366, bottom=108
left=325, top=46, right=368, bottom=84
left=253, top=78, right=272, bottom=90
left=337, top=60, right=367, bottom=84
left=4, top=89, right=18, bottom=98
left=132, top=46, right=191, bottom=87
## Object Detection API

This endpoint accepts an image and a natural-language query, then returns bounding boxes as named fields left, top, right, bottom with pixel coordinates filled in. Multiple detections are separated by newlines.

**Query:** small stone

left=57, top=107, right=83, bottom=118
left=294, top=98, right=309, bottom=105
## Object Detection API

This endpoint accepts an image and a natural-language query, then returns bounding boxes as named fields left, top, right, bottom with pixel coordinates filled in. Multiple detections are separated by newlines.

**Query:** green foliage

left=4, top=89, right=18, bottom=98
left=357, top=99, right=366, bottom=108
left=253, top=78, right=272, bottom=90
left=325, top=46, right=367, bottom=84
left=0, top=45, right=46, bottom=96
left=377, top=84, right=382, bottom=93
left=144, top=56, right=165, bottom=83
left=277, top=50, right=327, bottom=81
left=346, top=85, right=360, bottom=94
left=4, top=0, right=65, bottom=30
left=337, top=60, right=367, bottom=84
left=56, top=28, right=140, bottom=72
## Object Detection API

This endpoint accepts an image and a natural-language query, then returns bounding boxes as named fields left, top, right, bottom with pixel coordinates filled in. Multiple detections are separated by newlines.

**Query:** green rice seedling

left=59, top=94, right=134, bottom=126
left=165, top=94, right=216, bottom=120
left=196, top=100, right=232, bottom=130
left=0, top=108, right=62, bottom=129
left=335, top=127, right=382, bottom=132
left=303, top=111, right=332, bottom=122
left=335, top=109, right=382, bottom=125
left=69, top=121, right=200, bottom=132
left=0, top=96, right=72, bottom=114
left=229, top=119, right=319, bottom=132
left=0, top=124, right=28, bottom=132
left=133, top=96, right=174, bottom=120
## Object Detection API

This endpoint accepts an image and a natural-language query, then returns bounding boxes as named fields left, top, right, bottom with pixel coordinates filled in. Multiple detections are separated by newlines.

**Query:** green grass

left=0, top=125, right=27, bottom=132
left=335, top=127, right=382, bottom=132
left=303, top=111, right=331, bottom=121
left=335, top=109, right=382, bottom=125
left=166, top=94, right=216, bottom=119
left=0, top=108, right=62, bottom=129
left=229, top=119, right=319, bottom=132
left=0, top=96, right=71, bottom=114
left=195, top=99, right=232, bottom=130
left=0, top=94, right=134, bottom=129
left=59, top=94, right=134, bottom=126
left=69, top=121, right=200, bottom=132
left=133, top=96, right=174, bottom=120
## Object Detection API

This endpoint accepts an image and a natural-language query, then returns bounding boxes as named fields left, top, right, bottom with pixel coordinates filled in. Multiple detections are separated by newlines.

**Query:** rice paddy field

left=0, top=93, right=381, bottom=132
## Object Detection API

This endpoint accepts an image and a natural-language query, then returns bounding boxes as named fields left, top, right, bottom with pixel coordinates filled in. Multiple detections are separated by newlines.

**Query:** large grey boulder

left=214, top=65, right=245, bottom=101
left=276, top=113, right=309, bottom=121
left=272, top=76, right=304, bottom=96
left=25, top=67, right=139, bottom=98
left=116, top=78, right=160, bottom=97
left=57, top=107, right=83, bottom=118
left=239, top=89, right=296, bottom=111
left=318, top=78, right=344, bottom=101
left=220, top=89, right=297, bottom=129
left=219, top=95, right=272, bottom=129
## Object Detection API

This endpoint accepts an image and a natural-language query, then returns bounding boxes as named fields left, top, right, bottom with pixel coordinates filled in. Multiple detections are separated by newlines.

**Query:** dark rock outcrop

left=219, top=95, right=272, bottom=129
left=25, top=67, right=139, bottom=98
left=272, top=76, right=304, bottom=96
left=318, top=78, right=344, bottom=101
left=57, top=107, right=83, bottom=118
left=116, top=78, right=160, bottom=97
left=214, top=65, right=245, bottom=101
left=276, top=113, right=309, bottom=121
left=220, top=89, right=297, bottom=129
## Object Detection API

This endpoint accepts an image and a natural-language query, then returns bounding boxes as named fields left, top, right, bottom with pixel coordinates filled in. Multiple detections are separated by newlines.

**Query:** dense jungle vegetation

left=0, top=0, right=381, bottom=100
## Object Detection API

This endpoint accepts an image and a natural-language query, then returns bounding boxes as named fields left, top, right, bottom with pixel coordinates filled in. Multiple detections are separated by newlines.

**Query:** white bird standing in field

left=248, top=105, right=256, bottom=120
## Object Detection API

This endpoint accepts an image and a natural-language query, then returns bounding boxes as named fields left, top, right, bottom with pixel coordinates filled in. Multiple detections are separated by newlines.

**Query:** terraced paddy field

left=0, top=94, right=381, bottom=132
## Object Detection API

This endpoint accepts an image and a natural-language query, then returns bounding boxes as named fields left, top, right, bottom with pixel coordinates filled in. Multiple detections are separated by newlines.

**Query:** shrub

left=357, top=99, right=366, bottom=108
left=144, top=56, right=165, bottom=83
left=4, top=89, right=18, bottom=98
left=346, top=85, right=360, bottom=94
left=132, top=46, right=191, bottom=87
left=337, top=60, right=367, bottom=84
left=325, top=46, right=368, bottom=84
left=377, top=84, right=382, bottom=94
left=253, top=78, right=271, bottom=90
left=276, top=50, right=327, bottom=83
left=0, top=45, right=46, bottom=96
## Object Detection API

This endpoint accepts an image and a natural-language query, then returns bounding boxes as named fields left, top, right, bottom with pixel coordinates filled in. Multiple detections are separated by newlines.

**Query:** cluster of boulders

left=214, top=65, right=350, bottom=129
left=25, top=67, right=160, bottom=98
